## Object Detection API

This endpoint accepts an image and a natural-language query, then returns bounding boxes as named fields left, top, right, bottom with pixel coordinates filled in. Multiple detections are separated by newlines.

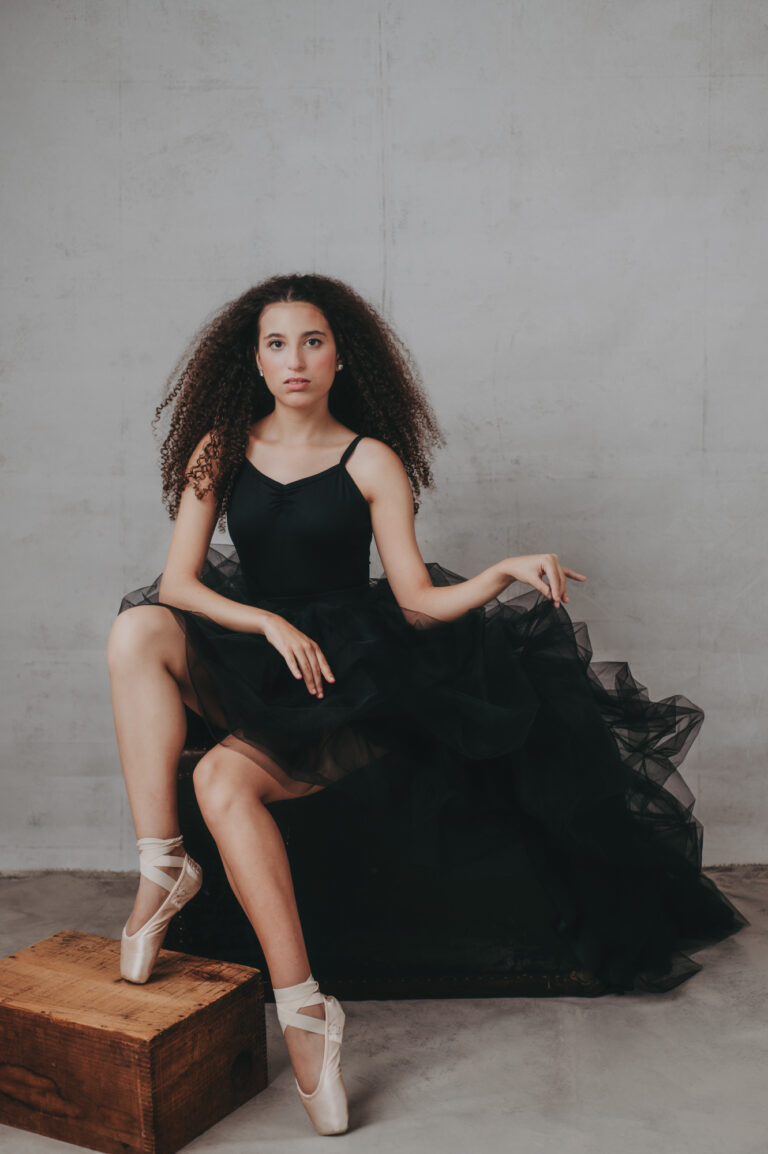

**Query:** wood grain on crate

left=0, top=931, right=267, bottom=1154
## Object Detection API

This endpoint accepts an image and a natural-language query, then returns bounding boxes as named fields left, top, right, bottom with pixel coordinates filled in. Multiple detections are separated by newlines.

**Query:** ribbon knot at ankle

left=136, top=835, right=187, bottom=892
left=273, top=974, right=326, bottom=1035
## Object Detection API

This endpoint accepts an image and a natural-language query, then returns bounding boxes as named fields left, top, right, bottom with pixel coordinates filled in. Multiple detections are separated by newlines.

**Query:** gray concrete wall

left=1, top=1, right=766, bottom=869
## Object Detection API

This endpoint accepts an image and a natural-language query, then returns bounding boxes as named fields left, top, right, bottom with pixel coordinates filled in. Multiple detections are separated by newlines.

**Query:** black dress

left=118, top=433, right=748, bottom=993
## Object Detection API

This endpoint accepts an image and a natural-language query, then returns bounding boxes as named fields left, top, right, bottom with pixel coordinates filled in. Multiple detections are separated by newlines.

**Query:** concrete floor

left=0, top=867, right=766, bottom=1154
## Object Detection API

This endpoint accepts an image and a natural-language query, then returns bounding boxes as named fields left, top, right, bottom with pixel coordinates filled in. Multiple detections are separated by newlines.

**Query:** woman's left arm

left=351, top=440, right=586, bottom=621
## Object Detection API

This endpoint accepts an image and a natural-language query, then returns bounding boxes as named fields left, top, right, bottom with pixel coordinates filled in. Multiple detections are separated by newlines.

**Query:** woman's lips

left=285, top=378, right=309, bottom=390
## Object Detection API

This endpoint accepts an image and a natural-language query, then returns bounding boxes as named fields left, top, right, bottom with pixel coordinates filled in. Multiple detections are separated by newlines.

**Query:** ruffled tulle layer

left=118, top=546, right=748, bottom=993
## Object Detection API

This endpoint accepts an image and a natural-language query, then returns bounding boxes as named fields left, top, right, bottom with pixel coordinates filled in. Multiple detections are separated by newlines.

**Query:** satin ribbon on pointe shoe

left=273, top=974, right=349, bottom=1135
left=120, top=835, right=202, bottom=984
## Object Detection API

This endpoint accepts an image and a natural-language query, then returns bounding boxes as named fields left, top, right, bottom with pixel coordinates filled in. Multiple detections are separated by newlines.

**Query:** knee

left=193, top=749, right=260, bottom=822
left=107, top=606, right=173, bottom=673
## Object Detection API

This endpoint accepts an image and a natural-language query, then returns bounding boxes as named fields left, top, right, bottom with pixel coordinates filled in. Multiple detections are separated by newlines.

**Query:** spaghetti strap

left=339, top=434, right=363, bottom=467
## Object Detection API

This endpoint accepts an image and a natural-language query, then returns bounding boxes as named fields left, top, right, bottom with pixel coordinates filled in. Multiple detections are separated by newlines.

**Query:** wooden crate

left=0, top=931, right=267, bottom=1154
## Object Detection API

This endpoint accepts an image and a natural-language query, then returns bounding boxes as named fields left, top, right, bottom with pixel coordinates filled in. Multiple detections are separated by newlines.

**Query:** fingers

left=317, top=650, right=336, bottom=685
left=292, top=645, right=316, bottom=695
left=293, top=646, right=318, bottom=696
left=541, top=555, right=587, bottom=608
left=540, top=555, right=564, bottom=607
left=292, top=639, right=335, bottom=698
left=265, top=617, right=335, bottom=698
left=531, top=575, right=553, bottom=600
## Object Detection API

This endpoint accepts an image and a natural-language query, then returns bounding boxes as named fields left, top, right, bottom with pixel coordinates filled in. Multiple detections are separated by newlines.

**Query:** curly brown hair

left=153, top=273, right=445, bottom=530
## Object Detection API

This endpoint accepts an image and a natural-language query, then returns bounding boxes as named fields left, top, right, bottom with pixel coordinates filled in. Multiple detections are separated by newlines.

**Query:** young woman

left=108, top=273, right=747, bottom=1137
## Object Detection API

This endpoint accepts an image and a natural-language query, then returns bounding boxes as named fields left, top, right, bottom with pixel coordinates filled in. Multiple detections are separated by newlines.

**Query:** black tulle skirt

left=119, top=547, right=748, bottom=993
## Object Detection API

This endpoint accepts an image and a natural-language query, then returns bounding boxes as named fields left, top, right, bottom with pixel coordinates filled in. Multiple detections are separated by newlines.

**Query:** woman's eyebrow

left=264, top=329, right=327, bottom=339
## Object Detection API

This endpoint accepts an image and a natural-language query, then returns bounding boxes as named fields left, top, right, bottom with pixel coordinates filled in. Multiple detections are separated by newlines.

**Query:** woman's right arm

left=157, top=434, right=271, bottom=632
left=157, top=435, right=334, bottom=697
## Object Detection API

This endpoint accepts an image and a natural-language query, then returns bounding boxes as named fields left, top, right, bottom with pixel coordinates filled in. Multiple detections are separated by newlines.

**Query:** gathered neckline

left=240, top=455, right=369, bottom=511
left=242, top=458, right=344, bottom=490
left=242, top=433, right=363, bottom=490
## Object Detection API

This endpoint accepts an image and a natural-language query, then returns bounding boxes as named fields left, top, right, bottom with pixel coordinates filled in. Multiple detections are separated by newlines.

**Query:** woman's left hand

left=502, top=554, right=587, bottom=608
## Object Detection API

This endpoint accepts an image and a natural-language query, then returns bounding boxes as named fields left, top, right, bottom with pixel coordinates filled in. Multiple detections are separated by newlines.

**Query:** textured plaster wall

left=1, top=1, right=766, bottom=868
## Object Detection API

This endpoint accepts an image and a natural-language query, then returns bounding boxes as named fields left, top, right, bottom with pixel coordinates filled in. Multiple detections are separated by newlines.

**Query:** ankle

left=136, top=833, right=183, bottom=852
left=298, top=1002, right=325, bottom=1021
left=273, top=974, right=326, bottom=1033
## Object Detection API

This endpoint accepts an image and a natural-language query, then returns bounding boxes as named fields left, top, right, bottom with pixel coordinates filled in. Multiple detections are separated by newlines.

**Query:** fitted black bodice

left=226, top=434, right=372, bottom=600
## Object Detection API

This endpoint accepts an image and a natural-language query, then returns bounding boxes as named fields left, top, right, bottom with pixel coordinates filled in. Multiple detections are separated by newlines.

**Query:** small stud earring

left=337, top=362, right=344, bottom=371
left=258, top=369, right=264, bottom=377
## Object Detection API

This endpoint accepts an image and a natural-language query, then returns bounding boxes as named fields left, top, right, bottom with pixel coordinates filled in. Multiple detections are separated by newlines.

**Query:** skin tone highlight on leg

left=107, top=606, right=194, bottom=932
left=192, top=743, right=327, bottom=1094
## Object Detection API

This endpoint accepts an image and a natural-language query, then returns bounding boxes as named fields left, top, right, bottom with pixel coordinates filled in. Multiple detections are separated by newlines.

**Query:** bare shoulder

left=186, top=430, right=223, bottom=478
left=175, top=432, right=227, bottom=507
left=347, top=435, right=411, bottom=501
left=352, top=435, right=403, bottom=470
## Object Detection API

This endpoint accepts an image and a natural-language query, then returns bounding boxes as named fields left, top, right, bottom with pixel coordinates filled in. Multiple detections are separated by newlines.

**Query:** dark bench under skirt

left=165, top=709, right=605, bottom=1000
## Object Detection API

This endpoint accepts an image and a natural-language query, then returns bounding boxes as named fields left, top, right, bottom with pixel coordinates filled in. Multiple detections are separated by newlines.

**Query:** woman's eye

left=267, top=340, right=283, bottom=349
left=306, top=338, right=321, bottom=347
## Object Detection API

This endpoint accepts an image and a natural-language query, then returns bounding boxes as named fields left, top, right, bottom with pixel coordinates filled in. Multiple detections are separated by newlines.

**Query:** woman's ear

left=254, top=347, right=263, bottom=376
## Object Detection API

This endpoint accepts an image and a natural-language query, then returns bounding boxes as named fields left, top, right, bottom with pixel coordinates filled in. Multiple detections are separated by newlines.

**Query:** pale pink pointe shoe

left=120, top=834, right=202, bottom=984
left=273, top=974, right=349, bottom=1135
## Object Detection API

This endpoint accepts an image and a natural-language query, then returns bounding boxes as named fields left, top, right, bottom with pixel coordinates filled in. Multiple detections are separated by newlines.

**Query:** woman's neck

left=256, top=403, right=344, bottom=447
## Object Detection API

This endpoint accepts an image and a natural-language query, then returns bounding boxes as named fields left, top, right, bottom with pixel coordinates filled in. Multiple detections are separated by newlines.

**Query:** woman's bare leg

left=107, top=605, right=203, bottom=933
left=192, top=739, right=327, bottom=1095
left=109, top=613, right=328, bottom=1092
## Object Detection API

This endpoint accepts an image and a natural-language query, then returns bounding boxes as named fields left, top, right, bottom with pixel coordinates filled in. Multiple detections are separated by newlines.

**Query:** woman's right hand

left=260, top=613, right=335, bottom=698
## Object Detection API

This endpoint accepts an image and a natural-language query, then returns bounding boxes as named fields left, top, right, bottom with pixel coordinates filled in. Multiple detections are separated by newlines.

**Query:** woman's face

left=255, top=301, right=340, bottom=407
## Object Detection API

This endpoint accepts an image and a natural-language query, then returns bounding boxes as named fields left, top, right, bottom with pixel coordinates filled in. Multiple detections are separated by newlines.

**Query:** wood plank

left=151, top=984, right=267, bottom=1154
left=0, top=1007, right=151, bottom=1154
left=0, top=932, right=263, bottom=1039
